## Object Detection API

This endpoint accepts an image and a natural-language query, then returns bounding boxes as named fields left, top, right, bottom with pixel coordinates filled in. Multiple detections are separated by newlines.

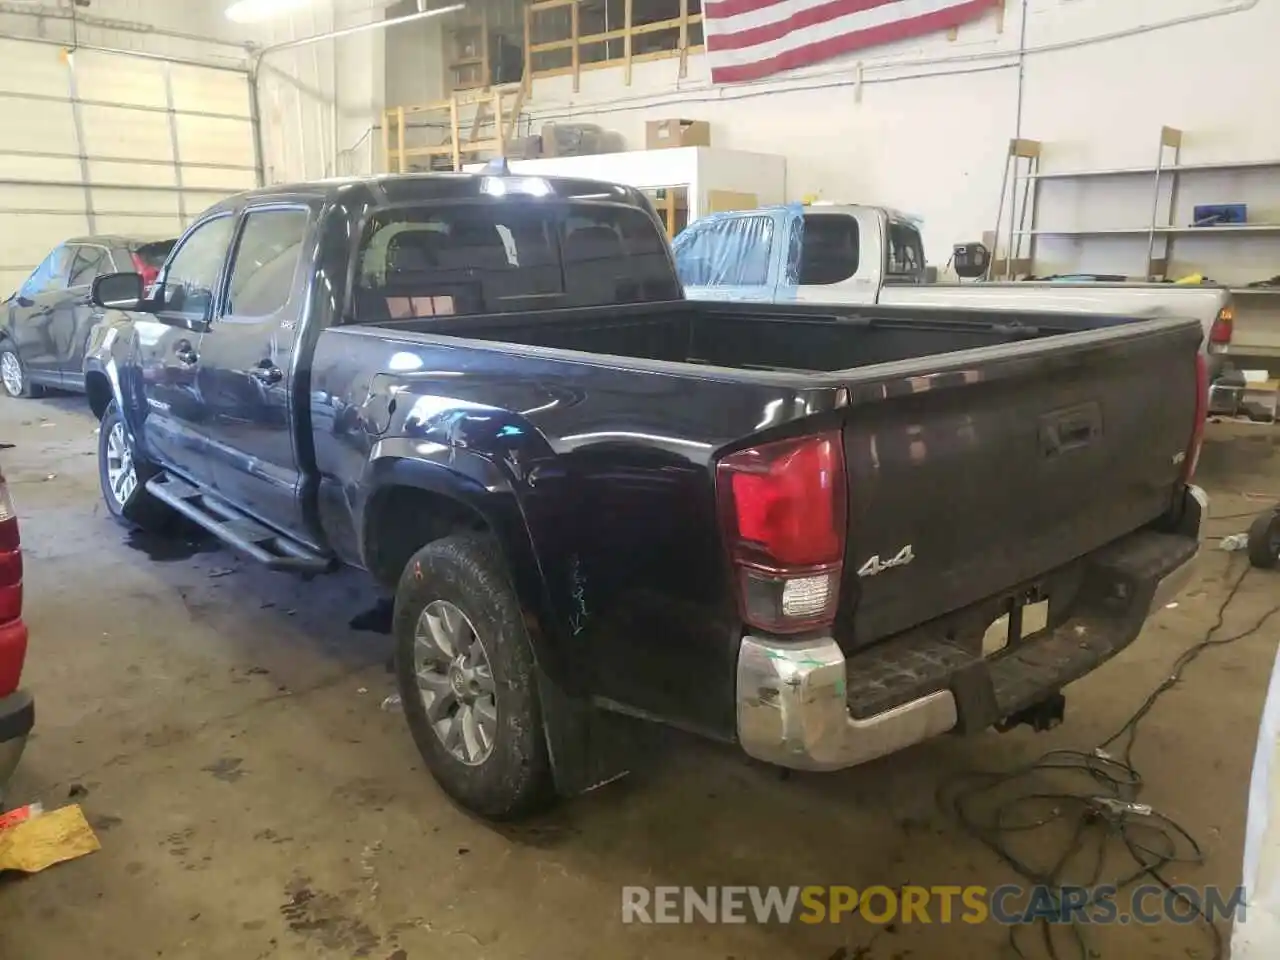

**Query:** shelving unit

left=524, top=0, right=705, bottom=94
left=997, top=126, right=1280, bottom=281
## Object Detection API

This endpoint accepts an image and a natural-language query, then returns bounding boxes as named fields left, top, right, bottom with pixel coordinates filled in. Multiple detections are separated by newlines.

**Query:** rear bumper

left=736, top=486, right=1207, bottom=771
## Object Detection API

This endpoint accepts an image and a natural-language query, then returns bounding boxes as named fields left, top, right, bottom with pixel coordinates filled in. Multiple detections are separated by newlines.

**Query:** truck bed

left=367, top=300, right=1137, bottom=376
left=344, top=301, right=1202, bottom=653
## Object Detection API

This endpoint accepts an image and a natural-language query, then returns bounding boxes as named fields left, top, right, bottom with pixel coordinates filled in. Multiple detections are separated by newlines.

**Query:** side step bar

left=146, top=474, right=333, bottom=574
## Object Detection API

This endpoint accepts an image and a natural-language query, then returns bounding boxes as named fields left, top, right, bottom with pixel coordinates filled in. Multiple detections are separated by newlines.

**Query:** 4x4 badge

left=857, top=545, right=915, bottom=578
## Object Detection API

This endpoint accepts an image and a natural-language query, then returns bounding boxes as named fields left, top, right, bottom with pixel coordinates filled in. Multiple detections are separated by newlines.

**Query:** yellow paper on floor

left=0, top=804, right=100, bottom=873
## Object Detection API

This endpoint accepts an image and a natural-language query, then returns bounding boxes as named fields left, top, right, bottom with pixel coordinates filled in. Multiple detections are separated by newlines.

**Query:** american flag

left=703, top=0, right=1001, bottom=83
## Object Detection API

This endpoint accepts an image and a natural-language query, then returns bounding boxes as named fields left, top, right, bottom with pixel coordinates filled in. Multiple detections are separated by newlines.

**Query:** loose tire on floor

left=1248, top=509, right=1280, bottom=569
left=0, top=347, right=41, bottom=399
left=98, top=401, right=169, bottom=531
left=393, top=533, right=553, bottom=820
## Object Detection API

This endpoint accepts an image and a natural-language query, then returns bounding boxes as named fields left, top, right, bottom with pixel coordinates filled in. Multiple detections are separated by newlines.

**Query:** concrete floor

left=0, top=395, right=1277, bottom=960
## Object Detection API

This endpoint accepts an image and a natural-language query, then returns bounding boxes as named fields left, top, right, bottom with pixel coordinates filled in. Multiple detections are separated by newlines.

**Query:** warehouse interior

left=0, top=1, right=1279, bottom=958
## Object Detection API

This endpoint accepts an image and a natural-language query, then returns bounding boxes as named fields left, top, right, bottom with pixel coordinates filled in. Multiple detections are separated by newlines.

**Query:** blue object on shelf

left=1193, top=203, right=1247, bottom=226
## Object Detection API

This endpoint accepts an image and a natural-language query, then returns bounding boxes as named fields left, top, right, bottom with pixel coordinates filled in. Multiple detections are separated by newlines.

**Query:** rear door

left=194, top=204, right=312, bottom=540
left=839, top=319, right=1202, bottom=649
left=9, top=245, right=74, bottom=384
left=56, top=243, right=113, bottom=389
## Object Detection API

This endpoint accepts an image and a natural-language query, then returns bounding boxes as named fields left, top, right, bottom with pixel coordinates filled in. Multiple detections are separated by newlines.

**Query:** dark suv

left=0, top=236, right=174, bottom=399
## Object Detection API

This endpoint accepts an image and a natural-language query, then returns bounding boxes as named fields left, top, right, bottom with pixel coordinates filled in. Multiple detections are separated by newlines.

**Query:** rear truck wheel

left=393, top=533, right=553, bottom=821
left=0, top=347, right=40, bottom=399
left=98, top=401, right=169, bottom=531
left=1248, top=508, right=1280, bottom=569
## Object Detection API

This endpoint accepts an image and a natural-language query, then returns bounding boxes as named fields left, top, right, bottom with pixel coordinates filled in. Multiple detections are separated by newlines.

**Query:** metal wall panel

left=0, top=36, right=258, bottom=295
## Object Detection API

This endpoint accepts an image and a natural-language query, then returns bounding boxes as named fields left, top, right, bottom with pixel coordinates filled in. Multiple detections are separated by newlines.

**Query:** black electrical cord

left=939, top=561, right=1280, bottom=960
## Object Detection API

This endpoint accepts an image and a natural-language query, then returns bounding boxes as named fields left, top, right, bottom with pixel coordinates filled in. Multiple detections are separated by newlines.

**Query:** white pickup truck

left=672, top=202, right=1235, bottom=404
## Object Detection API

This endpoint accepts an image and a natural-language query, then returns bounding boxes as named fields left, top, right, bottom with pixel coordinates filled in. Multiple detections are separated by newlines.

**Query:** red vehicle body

left=0, top=467, right=32, bottom=800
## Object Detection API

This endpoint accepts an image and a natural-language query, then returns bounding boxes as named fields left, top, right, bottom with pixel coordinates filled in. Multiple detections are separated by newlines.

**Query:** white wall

left=387, top=0, right=1276, bottom=277
left=222, top=0, right=390, bottom=183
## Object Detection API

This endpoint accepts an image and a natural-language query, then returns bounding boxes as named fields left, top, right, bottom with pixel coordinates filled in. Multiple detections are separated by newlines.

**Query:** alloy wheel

left=413, top=599, right=498, bottom=765
left=0, top=352, right=22, bottom=397
left=104, top=420, right=138, bottom=507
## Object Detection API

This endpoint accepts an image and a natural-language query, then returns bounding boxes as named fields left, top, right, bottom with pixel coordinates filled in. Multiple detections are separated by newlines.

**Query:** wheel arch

left=84, top=369, right=114, bottom=420
left=358, top=446, right=565, bottom=681
left=359, top=446, right=606, bottom=797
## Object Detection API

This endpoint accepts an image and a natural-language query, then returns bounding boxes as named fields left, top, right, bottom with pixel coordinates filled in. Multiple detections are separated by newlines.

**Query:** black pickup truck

left=84, top=168, right=1208, bottom=820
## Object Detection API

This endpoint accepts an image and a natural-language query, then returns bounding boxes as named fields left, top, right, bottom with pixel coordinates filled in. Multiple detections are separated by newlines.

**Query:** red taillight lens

left=1210, top=306, right=1233, bottom=346
left=716, top=432, right=847, bottom=634
left=131, top=252, right=159, bottom=292
left=0, top=478, right=21, bottom=625
left=1183, top=353, right=1207, bottom=482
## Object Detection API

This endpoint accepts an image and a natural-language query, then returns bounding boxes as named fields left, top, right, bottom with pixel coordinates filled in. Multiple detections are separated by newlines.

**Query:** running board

left=146, top=474, right=332, bottom=574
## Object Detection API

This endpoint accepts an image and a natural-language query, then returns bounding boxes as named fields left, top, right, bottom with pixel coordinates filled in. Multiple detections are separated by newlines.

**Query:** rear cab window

left=885, top=219, right=925, bottom=284
left=798, top=213, right=859, bottom=284
left=352, top=199, right=679, bottom=322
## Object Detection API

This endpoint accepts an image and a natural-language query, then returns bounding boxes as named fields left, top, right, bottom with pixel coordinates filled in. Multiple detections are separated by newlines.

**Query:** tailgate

left=840, top=318, right=1202, bottom=648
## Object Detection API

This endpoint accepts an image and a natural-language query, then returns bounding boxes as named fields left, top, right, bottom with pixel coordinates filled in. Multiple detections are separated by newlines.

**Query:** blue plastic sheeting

left=670, top=203, right=803, bottom=297
left=777, top=202, right=802, bottom=296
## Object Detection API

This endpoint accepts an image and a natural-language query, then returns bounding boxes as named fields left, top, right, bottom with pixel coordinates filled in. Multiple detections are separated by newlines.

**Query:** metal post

left=162, top=61, right=188, bottom=225
left=248, top=66, right=267, bottom=187
left=64, top=51, right=96, bottom=234
left=331, top=0, right=340, bottom=177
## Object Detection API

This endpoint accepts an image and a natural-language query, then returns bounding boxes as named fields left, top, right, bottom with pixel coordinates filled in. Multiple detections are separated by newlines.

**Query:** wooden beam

left=623, top=0, right=633, bottom=86
left=381, top=109, right=391, bottom=173
left=449, top=96, right=461, bottom=171
left=396, top=106, right=406, bottom=173
left=481, top=8, right=491, bottom=89
left=505, top=85, right=524, bottom=144
left=678, top=0, right=689, bottom=78
left=494, top=89, right=505, bottom=156
left=523, top=2, right=533, bottom=98
left=571, top=0, right=580, bottom=93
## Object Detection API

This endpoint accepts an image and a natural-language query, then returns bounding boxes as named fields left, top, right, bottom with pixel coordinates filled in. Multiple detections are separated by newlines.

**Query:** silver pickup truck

left=674, top=203, right=1234, bottom=406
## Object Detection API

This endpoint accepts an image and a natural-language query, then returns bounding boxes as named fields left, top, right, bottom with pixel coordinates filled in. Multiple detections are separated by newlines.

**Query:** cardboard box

left=646, top=119, right=710, bottom=150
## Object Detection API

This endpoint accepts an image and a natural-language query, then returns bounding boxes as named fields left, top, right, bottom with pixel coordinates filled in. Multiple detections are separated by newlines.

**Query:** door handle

left=174, top=340, right=198, bottom=365
left=250, top=363, right=283, bottom=386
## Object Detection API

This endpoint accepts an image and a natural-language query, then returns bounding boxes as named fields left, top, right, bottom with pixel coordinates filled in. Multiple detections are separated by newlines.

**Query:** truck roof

left=206, top=171, right=656, bottom=217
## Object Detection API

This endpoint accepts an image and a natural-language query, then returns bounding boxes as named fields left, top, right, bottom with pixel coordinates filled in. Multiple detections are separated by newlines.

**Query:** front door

left=138, top=214, right=237, bottom=484
left=55, top=243, right=112, bottom=390
left=10, top=245, right=74, bottom=385
left=195, top=205, right=312, bottom=542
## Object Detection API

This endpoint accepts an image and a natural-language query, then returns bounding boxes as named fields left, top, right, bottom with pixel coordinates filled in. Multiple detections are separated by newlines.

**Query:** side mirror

left=952, top=242, right=991, bottom=280
left=92, top=272, right=150, bottom=312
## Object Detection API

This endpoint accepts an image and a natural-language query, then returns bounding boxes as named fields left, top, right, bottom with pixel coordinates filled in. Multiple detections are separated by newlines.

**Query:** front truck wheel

left=393, top=533, right=554, bottom=820
left=98, top=401, right=169, bottom=531
left=1249, top=508, right=1280, bottom=569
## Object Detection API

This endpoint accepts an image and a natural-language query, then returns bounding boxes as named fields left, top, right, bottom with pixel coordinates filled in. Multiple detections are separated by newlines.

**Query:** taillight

left=1183, top=353, right=1207, bottom=483
left=131, top=252, right=159, bottom=292
left=1209, top=306, right=1233, bottom=347
left=715, top=432, right=847, bottom=634
left=0, top=478, right=21, bottom=625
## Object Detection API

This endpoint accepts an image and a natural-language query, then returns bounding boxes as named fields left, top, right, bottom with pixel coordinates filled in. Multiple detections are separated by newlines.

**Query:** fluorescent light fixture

left=226, top=0, right=315, bottom=23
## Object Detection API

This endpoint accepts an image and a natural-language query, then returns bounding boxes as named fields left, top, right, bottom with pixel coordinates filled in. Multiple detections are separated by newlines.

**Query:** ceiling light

left=225, top=0, right=316, bottom=23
